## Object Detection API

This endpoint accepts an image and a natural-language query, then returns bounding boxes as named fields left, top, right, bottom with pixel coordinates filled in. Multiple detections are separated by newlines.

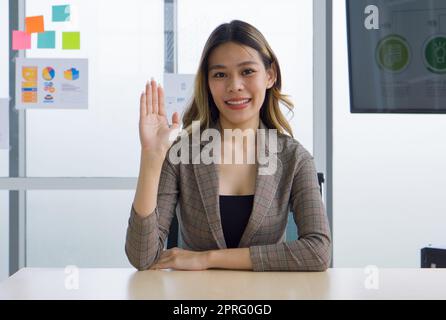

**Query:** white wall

left=333, top=0, right=446, bottom=268
left=0, top=0, right=10, bottom=282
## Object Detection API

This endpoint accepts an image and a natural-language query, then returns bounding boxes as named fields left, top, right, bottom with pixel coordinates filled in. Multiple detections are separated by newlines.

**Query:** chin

left=221, top=113, right=257, bottom=126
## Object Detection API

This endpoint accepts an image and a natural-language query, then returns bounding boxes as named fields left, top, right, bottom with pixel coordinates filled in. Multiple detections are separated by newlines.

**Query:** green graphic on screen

left=424, top=36, right=446, bottom=73
left=376, top=35, right=411, bottom=72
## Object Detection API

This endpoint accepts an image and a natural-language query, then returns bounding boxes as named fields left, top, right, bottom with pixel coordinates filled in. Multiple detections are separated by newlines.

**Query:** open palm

left=139, top=79, right=180, bottom=155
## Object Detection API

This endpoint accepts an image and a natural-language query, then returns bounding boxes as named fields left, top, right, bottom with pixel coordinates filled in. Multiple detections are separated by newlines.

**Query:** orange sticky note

left=12, top=30, right=31, bottom=50
left=25, top=16, right=44, bottom=33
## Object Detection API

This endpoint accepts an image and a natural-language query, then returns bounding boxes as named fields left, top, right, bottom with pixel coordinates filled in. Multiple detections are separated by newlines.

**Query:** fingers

left=151, top=262, right=169, bottom=270
left=160, top=248, right=176, bottom=258
left=151, top=256, right=173, bottom=270
left=142, top=78, right=164, bottom=116
left=145, top=81, right=152, bottom=114
left=151, top=79, right=158, bottom=114
left=140, top=91, right=146, bottom=118
left=157, top=256, right=172, bottom=265
left=150, top=248, right=184, bottom=270
left=156, top=248, right=179, bottom=263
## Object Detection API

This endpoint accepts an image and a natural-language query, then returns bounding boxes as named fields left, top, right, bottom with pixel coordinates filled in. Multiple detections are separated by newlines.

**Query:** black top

left=219, top=195, right=254, bottom=248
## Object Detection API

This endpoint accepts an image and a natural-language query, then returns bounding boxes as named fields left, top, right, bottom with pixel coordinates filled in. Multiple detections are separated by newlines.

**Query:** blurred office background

left=1, top=0, right=445, bottom=282
left=1, top=0, right=314, bottom=280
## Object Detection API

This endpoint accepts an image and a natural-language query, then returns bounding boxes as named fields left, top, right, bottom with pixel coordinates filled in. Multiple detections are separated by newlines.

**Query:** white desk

left=0, top=268, right=445, bottom=299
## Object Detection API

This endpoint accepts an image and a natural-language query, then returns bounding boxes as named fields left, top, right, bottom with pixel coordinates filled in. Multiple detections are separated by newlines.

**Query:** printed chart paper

left=163, top=73, right=195, bottom=125
left=15, top=58, right=88, bottom=109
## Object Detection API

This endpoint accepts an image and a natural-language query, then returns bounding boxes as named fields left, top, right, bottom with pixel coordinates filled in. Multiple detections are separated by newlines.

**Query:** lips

left=224, top=98, right=251, bottom=110
left=225, top=98, right=251, bottom=106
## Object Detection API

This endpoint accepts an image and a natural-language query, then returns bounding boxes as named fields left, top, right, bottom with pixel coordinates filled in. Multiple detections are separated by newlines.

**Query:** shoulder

left=276, top=133, right=314, bottom=170
left=277, top=133, right=313, bottom=161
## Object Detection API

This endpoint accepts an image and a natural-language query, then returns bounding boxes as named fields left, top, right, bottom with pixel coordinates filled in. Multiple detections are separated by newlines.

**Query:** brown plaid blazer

left=125, top=121, right=331, bottom=271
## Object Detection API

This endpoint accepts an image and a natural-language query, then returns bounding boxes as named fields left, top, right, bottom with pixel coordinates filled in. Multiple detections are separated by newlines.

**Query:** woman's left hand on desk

left=150, top=248, right=210, bottom=271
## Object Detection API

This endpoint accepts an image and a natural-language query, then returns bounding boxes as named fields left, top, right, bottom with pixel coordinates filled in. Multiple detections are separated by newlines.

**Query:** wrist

left=205, top=250, right=216, bottom=269
left=141, top=149, right=166, bottom=164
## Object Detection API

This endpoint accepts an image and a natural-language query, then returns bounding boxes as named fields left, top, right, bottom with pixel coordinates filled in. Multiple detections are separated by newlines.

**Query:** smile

left=224, top=98, right=251, bottom=110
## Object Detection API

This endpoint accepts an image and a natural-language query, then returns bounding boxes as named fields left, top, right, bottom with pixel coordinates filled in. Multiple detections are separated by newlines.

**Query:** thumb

left=171, top=112, right=180, bottom=129
left=168, top=112, right=181, bottom=142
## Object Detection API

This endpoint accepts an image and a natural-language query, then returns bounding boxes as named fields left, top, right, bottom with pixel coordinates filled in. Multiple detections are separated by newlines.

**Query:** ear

left=266, top=62, right=277, bottom=89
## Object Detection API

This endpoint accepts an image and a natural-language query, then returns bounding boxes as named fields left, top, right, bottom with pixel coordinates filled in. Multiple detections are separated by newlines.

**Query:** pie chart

left=42, top=67, right=55, bottom=81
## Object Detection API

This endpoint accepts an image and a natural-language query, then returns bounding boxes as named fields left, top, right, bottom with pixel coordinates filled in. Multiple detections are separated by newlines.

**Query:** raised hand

left=139, top=79, right=180, bottom=156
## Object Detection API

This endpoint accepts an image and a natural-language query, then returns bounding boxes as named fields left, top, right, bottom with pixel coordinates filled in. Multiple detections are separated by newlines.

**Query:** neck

left=218, top=116, right=260, bottom=133
left=218, top=117, right=260, bottom=162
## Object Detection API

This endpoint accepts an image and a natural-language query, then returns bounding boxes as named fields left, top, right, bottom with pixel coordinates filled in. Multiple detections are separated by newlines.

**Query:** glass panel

left=26, top=190, right=134, bottom=267
left=0, top=191, right=8, bottom=281
left=1, top=0, right=9, bottom=177
left=25, top=0, right=164, bottom=177
left=177, top=0, right=314, bottom=152
left=0, top=0, right=9, bottom=282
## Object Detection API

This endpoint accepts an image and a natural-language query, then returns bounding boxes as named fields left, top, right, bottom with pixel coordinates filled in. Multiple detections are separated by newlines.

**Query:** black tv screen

left=347, top=0, right=446, bottom=113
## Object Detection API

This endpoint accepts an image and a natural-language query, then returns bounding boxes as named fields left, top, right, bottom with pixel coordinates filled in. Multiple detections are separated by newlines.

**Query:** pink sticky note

left=12, top=30, right=31, bottom=50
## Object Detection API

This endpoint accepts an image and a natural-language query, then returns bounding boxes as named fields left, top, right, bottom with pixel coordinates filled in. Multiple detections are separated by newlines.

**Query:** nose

left=226, top=76, right=244, bottom=93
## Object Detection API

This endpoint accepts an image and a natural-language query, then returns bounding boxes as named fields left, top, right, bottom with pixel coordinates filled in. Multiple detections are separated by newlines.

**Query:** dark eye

left=212, top=72, right=225, bottom=78
left=243, top=69, right=255, bottom=75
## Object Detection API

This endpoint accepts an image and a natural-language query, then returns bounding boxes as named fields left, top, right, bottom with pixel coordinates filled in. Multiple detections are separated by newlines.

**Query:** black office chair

left=421, top=246, right=446, bottom=268
left=166, top=172, right=325, bottom=249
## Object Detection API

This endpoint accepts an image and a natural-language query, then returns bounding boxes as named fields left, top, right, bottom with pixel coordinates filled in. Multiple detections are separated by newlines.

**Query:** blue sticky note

left=37, top=31, right=56, bottom=49
left=52, top=5, right=70, bottom=22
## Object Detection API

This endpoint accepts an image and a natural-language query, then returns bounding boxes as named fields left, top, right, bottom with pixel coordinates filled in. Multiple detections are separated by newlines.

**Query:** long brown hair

left=182, top=20, right=294, bottom=137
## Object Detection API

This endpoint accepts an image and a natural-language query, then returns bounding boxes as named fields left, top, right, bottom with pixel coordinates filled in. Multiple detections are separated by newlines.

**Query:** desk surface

left=0, top=268, right=445, bottom=300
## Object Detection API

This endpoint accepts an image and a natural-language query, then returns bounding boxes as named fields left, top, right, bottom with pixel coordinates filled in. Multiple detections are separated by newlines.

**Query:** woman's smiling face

left=207, top=42, right=276, bottom=128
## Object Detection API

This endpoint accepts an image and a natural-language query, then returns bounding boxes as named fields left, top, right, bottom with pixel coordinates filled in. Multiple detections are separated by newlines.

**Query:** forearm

left=127, top=165, right=165, bottom=270
left=125, top=209, right=161, bottom=270
left=207, top=248, right=253, bottom=270
left=133, top=151, right=165, bottom=217
left=250, top=236, right=331, bottom=272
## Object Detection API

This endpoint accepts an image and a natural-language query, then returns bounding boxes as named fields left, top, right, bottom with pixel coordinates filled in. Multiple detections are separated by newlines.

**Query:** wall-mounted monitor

left=347, top=0, right=446, bottom=113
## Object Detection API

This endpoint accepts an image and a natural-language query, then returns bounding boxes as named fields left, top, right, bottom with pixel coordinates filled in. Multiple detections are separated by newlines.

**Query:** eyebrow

left=208, top=61, right=259, bottom=72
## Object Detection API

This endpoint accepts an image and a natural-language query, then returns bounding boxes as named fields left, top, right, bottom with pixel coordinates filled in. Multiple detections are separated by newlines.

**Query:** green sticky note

left=62, top=32, right=80, bottom=50
left=53, top=5, right=70, bottom=22
left=37, top=31, right=56, bottom=49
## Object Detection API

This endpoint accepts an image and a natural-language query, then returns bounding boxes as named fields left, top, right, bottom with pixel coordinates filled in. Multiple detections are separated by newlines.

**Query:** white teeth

left=226, top=99, right=250, bottom=105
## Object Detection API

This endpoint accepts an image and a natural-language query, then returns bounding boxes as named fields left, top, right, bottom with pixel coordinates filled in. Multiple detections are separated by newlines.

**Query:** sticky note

left=25, top=16, right=44, bottom=33
left=62, top=32, right=80, bottom=50
left=37, top=31, right=56, bottom=49
left=12, top=31, right=31, bottom=50
left=52, top=5, right=70, bottom=22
